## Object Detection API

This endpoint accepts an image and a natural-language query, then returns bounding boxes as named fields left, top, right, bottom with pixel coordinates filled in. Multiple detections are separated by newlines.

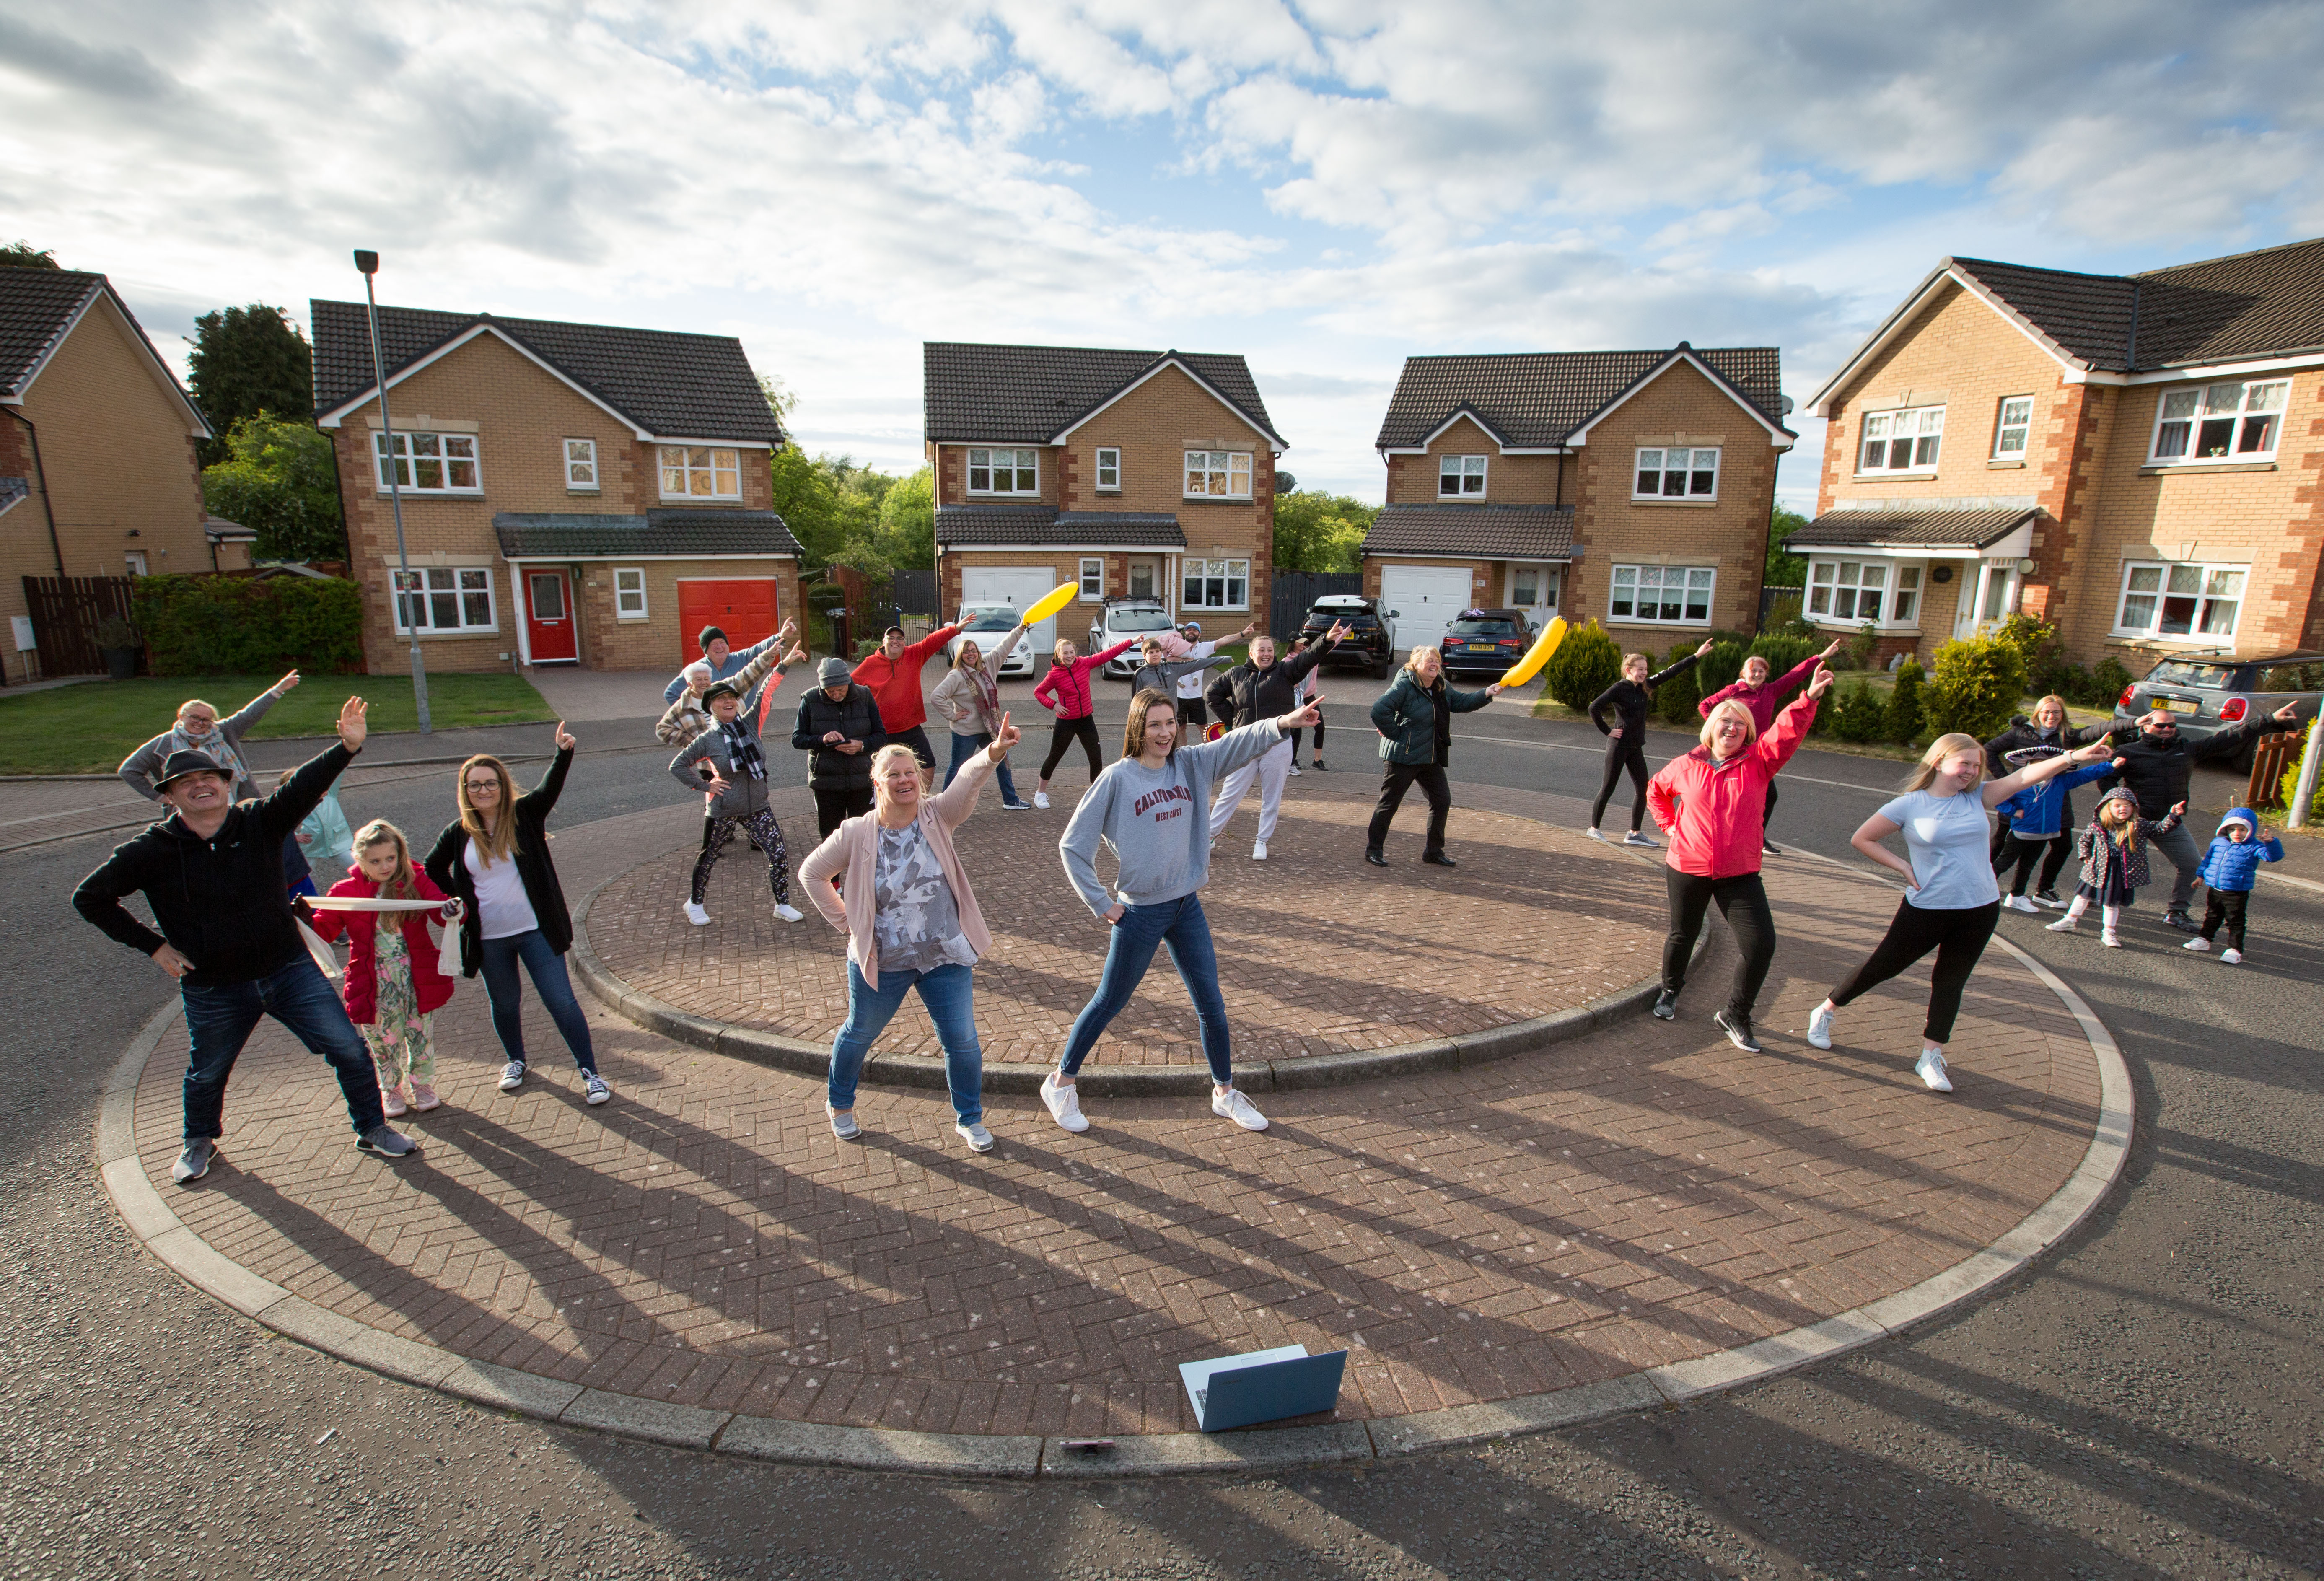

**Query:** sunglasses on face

left=2146, top=722, right=2178, bottom=732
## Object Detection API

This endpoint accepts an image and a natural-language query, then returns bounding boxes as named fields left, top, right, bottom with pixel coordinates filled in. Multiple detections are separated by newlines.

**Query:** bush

left=2090, top=657, right=2134, bottom=708
left=130, top=573, right=363, bottom=676
left=2279, top=754, right=2324, bottom=822
left=1831, top=678, right=1888, bottom=742
left=1654, top=640, right=1703, bottom=725
left=1884, top=660, right=1926, bottom=743
left=1920, top=634, right=2028, bottom=741
left=1543, top=619, right=1623, bottom=711
left=1761, top=596, right=1814, bottom=638
left=1746, top=633, right=1818, bottom=681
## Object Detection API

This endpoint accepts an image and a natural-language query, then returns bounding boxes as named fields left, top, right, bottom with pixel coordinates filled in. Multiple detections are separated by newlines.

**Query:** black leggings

left=1828, top=899, right=2000, bottom=1045
left=1994, top=832, right=2071, bottom=897
left=1041, top=715, right=1104, bottom=781
left=1662, top=870, right=1777, bottom=1019
left=1591, top=738, right=1650, bottom=831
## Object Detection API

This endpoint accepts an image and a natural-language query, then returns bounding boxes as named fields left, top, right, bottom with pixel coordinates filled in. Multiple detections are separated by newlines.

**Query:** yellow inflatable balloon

left=1020, top=581, right=1082, bottom=628
left=1500, top=617, right=1568, bottom=687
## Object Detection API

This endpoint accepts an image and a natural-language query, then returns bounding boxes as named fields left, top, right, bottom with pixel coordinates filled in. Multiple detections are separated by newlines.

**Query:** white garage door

left=1378, top=564, right=1477, bottom=653
left=958, top=566, right=1063, bottom=659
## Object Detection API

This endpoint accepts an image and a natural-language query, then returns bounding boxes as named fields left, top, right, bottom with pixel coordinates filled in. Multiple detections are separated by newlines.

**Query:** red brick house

left=1366, top=346, right=1794, bottom=653
left=923, top=342, right=1285, bottom=655
left=311, top=301, right=802, bottom=674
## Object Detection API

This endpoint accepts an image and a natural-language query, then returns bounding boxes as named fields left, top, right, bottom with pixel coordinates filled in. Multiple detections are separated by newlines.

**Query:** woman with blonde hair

left=424, top=722, right=609, bottom=1105
left=1645, top=671, right=1834, bottom=1052
left=799, top=719, right=1022, bottom=1151
left=1364, top=645, right=1501, bottom=867
left=930, top=617, right=1034, bottom=807
left=1807, top=731, right=2117, bottom=1092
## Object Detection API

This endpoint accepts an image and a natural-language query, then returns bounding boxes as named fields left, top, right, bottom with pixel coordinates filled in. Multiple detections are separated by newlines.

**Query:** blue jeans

left=828, top=960, right=983, bottom=1123
left=1059, top=893, right=1233, bottom=1085
left=478, top=929, right=596, bottom=1073
left=179, top=956, right=386, bottom=1140
left=946, top=731, right=1020, bottom=802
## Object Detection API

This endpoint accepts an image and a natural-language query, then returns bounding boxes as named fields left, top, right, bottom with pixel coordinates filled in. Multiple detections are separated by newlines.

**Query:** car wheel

left=1372, top=658, right=1390, bottom=680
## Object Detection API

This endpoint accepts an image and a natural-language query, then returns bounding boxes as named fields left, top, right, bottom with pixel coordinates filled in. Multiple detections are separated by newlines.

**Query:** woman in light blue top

left=1806, top=730, right=2115, bottom=1093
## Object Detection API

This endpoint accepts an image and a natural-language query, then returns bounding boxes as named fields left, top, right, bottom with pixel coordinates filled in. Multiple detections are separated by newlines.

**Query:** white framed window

left=1094, top=447, right=1121, bottom=491
left=1079, top=557, right=1105, bottom=599
left=374, top=430, right=481, bottom=493
left=967, top=447, right=1038, bottom=495
left=1992, top=397, right=2033, bottom=459
left=1181, top=557, right=1250, bottom=610
left=1438, top=455, right=1487, bottom=497
left=1856, top=405, right=1944, bottom=473
left=2148, top=381, right=2286, bottom=464
left=1608, top=564, right=1715, bottom=625
left=1808, top=560, right=1923, bottom=627
left=1184, top=450, right=1252, bottom=499
left=2112, top=561, right=2247, bottom=640
left=1634, top=446, right=1720, bottom=499
left=659, top=446, right=740, bottom=499
left=124, top=552, right=148, bottom=577
left=613, top=567, right=648, bottom=620
left=564, top=438, right=598, bottom=489
left=391, top=567, right=496, bottom=635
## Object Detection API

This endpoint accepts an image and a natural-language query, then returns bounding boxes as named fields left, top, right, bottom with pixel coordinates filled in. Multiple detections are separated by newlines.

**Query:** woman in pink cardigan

left=799, top=715, right=1022, bottom=1151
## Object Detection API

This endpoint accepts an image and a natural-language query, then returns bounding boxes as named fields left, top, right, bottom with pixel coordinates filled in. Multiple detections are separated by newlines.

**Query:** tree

left=1767, top=505, right=1809, bottom=588
left=187, top=306, right=313, bottom=464
left=1921, top=635, right=2028, bottom=741
left=878, top=466, right=935, bottom=570
left=1273, top=490, right=1376, bottom=573
left=199, top=413, right=346, bottom=561
left=0, top=242, right=60, bottom=269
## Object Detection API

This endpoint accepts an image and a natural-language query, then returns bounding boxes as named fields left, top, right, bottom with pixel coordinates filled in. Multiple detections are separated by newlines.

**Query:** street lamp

left=353, top=248, right=431, bottom=734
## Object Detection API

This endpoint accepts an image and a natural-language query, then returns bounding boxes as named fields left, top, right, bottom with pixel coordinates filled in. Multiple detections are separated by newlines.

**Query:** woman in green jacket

left=1365, top=646, right=1501, bottom=867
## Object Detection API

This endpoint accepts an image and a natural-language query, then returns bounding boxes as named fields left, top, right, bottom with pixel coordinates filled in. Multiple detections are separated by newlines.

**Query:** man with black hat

left=670, top=674, right=805, bottom=926
left=793, top=656, right=889, bottom=837
left=850, top=617, right=961, bottom=770
left=2096, top=699, right=2304, bottom=930
left=662, top=618, right=796, bottom=705
left=73, top=696, right=418, bottom=1185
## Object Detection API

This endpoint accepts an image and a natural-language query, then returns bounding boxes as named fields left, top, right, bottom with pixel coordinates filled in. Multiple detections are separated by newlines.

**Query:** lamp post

left=353, top=249, right=431, bottom=734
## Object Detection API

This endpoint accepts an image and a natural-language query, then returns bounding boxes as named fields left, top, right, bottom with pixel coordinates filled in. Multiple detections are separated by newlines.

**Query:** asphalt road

left=3, top=684, right=2317, bottom=1579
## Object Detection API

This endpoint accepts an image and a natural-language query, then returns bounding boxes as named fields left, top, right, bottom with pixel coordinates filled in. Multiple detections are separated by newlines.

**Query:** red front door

left=525, top=570, right=578, bottom=663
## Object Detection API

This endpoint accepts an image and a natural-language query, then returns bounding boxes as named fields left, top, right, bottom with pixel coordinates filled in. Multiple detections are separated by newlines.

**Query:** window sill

left=392, top=630, right=498, bottom=640
left=1605, top=619, right=1713, bottom=630
left=965, top=492, right=1042, bottom=500
left=2106, top=632, right=2238, bottom=646
left=1093, top=488, right=1122, bottom=495
left=660, top=495, right=745, bottom=504
left=374, top=490, right=484, bottom=500
left=567, top=486, right=602, bottom=495
left=614, top=614, right=649, bottom=624
left=2136, top=461, right=2278, bottom=476
left=1848, top=472, right=1939, bottom=482
left=1986, top=459, right=2026, bottom=470
left=1627, top=496, right=1720, bottom=507
left=1809, top=617, right=1922, bottom=636
left=1182, top=495, right=1255, bottom=504
left=1433, top=495, right=1490, bottom=503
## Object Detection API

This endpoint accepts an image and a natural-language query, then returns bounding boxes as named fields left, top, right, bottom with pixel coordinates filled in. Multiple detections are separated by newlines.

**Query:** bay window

left=969, top=447, right=1039, bottom=494
left=2148, top=381, right=2285, bottom=463
left=1184, top=450, right=1252, bottom=499
left=1807, top=560, right=1921, bottom=626
left=2113, top=561, right=2246, bottom=640
left=1181, top=557, right=1249, bottom=610
left=374, top=430, right=480, bottom=492
left=1609, top=564, right=1714, bottom=625
left=1857, top=405, right=1944, bottom=473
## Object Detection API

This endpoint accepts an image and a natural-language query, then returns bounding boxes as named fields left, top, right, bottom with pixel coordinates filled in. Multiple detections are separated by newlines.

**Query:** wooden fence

left=21, top=575, right=139, bottom=678
left=2248, top=729, right=2304, bottom=809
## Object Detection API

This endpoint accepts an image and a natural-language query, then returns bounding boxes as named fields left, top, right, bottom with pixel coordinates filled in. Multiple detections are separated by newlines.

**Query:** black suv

left=1441, top=608, right=1534, bottom=679
left=1297, top=594, right=1395, bottom=679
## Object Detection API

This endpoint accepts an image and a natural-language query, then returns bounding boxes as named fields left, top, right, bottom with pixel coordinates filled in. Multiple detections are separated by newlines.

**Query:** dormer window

left=969, top=447, right=1039, bottom=495
left=1438, top=455, right=1487, bottom=496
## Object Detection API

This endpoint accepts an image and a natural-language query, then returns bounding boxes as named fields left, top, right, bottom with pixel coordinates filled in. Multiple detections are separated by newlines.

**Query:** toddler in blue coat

left=2183, top=807, right=2283, bottom=963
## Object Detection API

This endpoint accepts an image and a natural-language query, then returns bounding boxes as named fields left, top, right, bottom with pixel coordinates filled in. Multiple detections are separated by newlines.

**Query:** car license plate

left=2162, top=697, right=2198, bottom=714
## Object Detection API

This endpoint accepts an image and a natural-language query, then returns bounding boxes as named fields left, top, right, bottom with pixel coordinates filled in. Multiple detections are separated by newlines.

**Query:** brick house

left=1365, top=346, right=1793, bottom=653
left=923, top=342, right=1285, bottom=656
left=1, top=269, right=238, bottom=682
left=1797, top=237, right=2324, bottom=668
left=311, top=301, right=801, bottom=674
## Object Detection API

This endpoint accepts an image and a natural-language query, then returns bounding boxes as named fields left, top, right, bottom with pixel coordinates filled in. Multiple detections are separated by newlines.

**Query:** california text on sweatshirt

left=1058, top=720, right=1286, bottom=914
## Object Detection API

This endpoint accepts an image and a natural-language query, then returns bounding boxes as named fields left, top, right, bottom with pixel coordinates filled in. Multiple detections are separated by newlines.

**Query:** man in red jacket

left=1697, top=639, right=1840, bottom=855
left=852, top=620, right=962, bottom=769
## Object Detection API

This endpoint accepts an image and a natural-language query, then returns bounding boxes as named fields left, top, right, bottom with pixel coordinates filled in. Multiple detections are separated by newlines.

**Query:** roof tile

left=1362, top=503, right=1576, bottom=560
left=1785, top=505, right=2036, bottom=551
left=922, top=343, right=1280, bottom=447
left=1376, top=347, right=1785, bottom=450
left=935, top=505, right=1188, bottom=548
left=491, top=508, right=802, bottom=559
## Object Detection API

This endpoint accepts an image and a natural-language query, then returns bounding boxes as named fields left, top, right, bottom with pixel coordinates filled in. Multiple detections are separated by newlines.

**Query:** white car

left=945, top=604, right=1038, bottom=678
left=1085, top=599, right=1182, bottom=677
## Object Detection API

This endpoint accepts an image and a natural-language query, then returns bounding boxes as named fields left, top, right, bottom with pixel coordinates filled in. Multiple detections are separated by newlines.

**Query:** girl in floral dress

left=314, top=820, right=460, bottom=1115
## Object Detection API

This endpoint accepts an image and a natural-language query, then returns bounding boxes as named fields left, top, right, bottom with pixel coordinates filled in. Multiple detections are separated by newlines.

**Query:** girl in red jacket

left=1646, top=666, right=1833, bottom=1052
left=1030, top=635, right=1134, bottom=808
left=313, top=819, right=459, bottom=1117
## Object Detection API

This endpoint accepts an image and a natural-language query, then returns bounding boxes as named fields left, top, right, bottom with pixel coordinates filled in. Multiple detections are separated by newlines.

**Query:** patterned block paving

left=588, top=780, right=1669, bottom=1066
left=135, top=845, right=2103, bottom=1440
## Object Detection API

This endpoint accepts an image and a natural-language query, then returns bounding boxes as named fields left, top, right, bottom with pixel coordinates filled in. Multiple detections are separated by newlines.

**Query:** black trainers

left=1761, top=838, right=1782, bottom=856
left=1652, top=988, right=1678, bottom=1021
left=172, top=1138, right=215, bottom=1184
left=2163, top=910, right=2201, bottom=934
left=2031, top=889, right=2066, bottom=910
left=1713, top=1008, right=1762, bottom=1052
left=1364, top=848, right=1389, bottom=868
left=356, top=1125, right=419, bottom=1159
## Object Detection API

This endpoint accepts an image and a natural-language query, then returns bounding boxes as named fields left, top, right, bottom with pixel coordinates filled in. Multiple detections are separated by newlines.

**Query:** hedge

left=130, top=573, right=364, bottom=676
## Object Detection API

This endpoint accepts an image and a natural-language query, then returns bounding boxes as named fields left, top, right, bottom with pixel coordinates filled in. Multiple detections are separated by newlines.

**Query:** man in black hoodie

left=2099, top=700, right=2303, bottom=930
left=1205, top=623, right=1346, bottom=860
left=74, top=695, right=417, bottom=1185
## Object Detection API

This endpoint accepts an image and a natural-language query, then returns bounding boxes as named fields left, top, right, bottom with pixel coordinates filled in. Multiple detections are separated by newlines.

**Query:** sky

left=7, top=0, right=2322, bottom=510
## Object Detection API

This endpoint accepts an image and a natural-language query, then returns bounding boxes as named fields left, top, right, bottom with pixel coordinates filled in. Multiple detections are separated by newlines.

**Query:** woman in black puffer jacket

left=1588, top=638, right=1712, bottom=847
left=1980, top=695, right=2114, bottom=899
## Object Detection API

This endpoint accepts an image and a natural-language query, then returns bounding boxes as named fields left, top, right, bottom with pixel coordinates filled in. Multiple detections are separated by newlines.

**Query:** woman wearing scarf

left=930, top=617, right=1034, bottom=808
left=668, top=677, right=805, bottom=926
left=119, top=671, right=302, bottom=801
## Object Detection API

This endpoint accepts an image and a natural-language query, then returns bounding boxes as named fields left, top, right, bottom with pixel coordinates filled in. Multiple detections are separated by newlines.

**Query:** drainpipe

left=11, top=411, right=67, bottom=578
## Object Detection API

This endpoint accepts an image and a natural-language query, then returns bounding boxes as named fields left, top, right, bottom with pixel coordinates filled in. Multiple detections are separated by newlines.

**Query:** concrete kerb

left=93, top=866, right=2137, bottom=1479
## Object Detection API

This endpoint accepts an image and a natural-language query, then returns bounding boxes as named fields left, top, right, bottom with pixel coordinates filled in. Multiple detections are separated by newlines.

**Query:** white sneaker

left=2006, top=895, right=2040, bottom=914
left=2182, top=935, right=2211, bottom=951
left=1287, top=763, right=1302, bottom=776
left=956, top=1120, right=995, bottom=1153
left=1806, top=1002, right=1834, bottom=1050
left=2221, top=948, right=2243, bottom=964
left=1586, top=827, right=1604, bottom=841
left=1213, top=1087, right=1269, bottom=1131
left=498, top=1060, right=526, bottom=1091
left=1251, top=840, right=1268, bottom=861
left=826, top=1104, right=860, bottom=1140
left=1034, top=791, right=1051, bottom=809
left=2101, top=930, right=2122, bottom=948
left=774, top=902, right=804, bottom=923
left=1915, top=1048, right=1953, bottom=1093
left=1040, top=1073, right=1089, bottom=1133
left=2045, top=916, right=2078, bottom=933
left=684, top=901, right=710, bottom=927
left=583, top=1073, right=611, bottom=1106
left=1622, top=830, right=1659, bottom=848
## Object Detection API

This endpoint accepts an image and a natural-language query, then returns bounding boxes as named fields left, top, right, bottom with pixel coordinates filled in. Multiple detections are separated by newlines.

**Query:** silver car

left=1086, top=599, right=1182, bottom=677
left=945, top=605, right=1038, bottom=678
left=2112, top=651, right=2322, bottom=768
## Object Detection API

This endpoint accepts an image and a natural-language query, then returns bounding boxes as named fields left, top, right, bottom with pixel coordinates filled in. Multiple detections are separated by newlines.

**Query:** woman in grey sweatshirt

left=1049, top=685, right=1321, bottom=1137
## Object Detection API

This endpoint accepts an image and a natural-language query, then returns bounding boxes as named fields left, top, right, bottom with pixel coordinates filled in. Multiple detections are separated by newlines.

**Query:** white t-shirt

left=1878, top=788, right=2001, bottom=911
left=465, top=838, right=540, bottom=939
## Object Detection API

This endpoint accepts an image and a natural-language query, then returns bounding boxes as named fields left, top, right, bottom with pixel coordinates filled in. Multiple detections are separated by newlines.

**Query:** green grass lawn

left=0, top=673, right=553, bottom=774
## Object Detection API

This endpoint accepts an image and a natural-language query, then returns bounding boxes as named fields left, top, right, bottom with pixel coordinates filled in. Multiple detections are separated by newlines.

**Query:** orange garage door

left=675, top=579, right=778, bottom=664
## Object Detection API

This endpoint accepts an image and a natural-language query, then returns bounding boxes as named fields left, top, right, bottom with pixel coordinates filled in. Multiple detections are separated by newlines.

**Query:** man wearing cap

left=793, top=656, right=889, bottom=836
left=73, top=696, right=419, bottom=1185
left=662, top=618, right=796, bottom=705
left=669, top=674, right=804, bottom=926
left=2095, top=699, right=2303, bottom=931
left=850, top=618, right=962, bottom=770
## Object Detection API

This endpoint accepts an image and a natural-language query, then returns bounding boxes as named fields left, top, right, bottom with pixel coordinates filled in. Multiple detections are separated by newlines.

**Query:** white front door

left=1378, top=564, right=1477, bottom=652
left=1955, top=560, right=2019, bottom=638
left=959, top=566, right=1062, bottom=657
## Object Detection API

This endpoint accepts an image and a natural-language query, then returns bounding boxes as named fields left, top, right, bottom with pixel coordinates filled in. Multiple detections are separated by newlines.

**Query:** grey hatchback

left=2112, top=651, right=2324, bottom=768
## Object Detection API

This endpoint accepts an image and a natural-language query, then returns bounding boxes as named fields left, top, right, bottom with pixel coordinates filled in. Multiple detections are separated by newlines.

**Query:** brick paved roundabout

left=96, top=780, right=2131, bottom=1477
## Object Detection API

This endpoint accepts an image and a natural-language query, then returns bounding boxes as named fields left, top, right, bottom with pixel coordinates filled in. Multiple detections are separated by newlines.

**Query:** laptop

left=1177, top=1344, right=1348, bottom=1433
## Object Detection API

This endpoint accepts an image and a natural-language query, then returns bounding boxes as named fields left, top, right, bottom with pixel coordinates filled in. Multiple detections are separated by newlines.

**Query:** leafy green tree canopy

left=0, top=241, right=61, bottom=269
left=1273, top=489, right=1377, bottom=573
left=200, top=413, right=346, bottom=562
left=187, top=306, right=313, bottom=460
left=1767, top=505, right=1809, bottom=588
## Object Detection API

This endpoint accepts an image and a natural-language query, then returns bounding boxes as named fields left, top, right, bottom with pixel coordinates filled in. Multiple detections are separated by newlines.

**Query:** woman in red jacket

left=312, top=819, right=460, bottom=1116
left=1647, top=665, right=1832, bottom=1052
left=1029, top=635, right=1135, bottom=808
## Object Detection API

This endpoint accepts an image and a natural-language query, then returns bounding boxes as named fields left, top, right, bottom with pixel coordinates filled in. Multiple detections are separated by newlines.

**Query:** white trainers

left=1287, top=763, right=1302, bottom=776
left=2101, top=930, right=2122, bottom=948
left=1251, top=840, right=1268, bottom=861
left=2006, top=895, right=2040, bottom=914
left=1213, top=1086, right=1269, bottom=1131
left=1622, top=830, right=1659, bottom=848
left=826, top=1104, right=860, bottom=1140
left=1033, top=791, right=1051, bottom=810
left=956, top=1120, right=995, bottom=1153
left=774, top=902, right=804, bottom=923
left=498, top=1060, right=526, bottom=1091
left=2221, top=948, right=2243, bottom=964
left=2182, top=935, right=2211, bottom=951
left=1915, top=1048, right=1953, bottom=1093
left=684, top=901, right=710, bottom=927
left=583, top=1073, right=611, bottom=1106
left=2045, top=916, right=2078, bottom=933
left=1040, top=1073, right=1089, bottom=1133
left=1806, top=1002, right=1834, bottom=1050
left=1585, top=827, right=1604, bottom=841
